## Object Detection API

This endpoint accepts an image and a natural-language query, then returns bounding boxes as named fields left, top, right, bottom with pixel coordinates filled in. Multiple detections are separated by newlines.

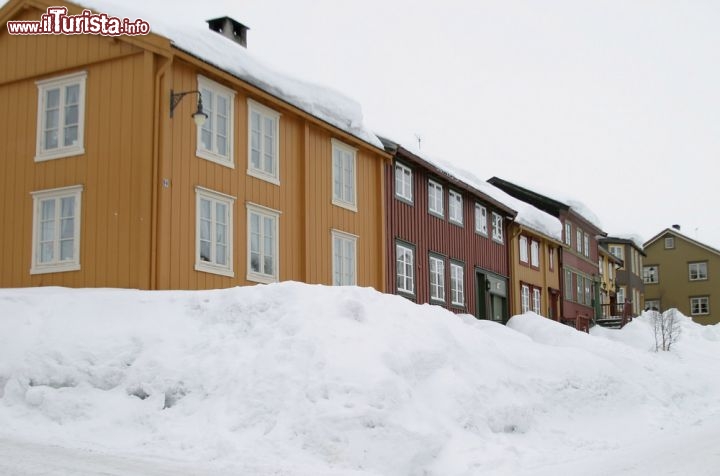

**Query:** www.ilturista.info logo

left=7, top=7, right=150, bottom=36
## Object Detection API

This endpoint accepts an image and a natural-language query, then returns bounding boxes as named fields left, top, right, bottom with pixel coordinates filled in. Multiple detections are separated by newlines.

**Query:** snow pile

left=1, top=285, right=720, bottom=475
left=75, top=0, right=381, bottom=148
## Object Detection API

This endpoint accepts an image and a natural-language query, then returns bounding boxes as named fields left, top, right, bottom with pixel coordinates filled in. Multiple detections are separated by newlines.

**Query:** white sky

left=210, top=0, right=720, bottom=248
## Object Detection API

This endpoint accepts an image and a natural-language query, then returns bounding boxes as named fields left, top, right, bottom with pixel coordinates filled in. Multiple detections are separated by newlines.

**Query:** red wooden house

left=382, top=138, right=516, bottom=322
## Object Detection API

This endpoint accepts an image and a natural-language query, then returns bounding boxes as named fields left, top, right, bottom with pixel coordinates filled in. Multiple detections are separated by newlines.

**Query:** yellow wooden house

left=0, top=0, right=389, bottom=290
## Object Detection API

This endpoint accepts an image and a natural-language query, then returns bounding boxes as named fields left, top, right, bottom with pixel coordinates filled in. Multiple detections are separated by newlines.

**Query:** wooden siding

left=384, top=158, right=509, bottom=317
left=508, top=226, right=561, bottom=317
left=0, top=23, right=154, bottom=288
left=154, top=61, right=386, bottom=291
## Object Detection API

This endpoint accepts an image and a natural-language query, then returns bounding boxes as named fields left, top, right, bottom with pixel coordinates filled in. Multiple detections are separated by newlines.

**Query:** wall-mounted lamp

left=170, top=90, right=208, bottom=126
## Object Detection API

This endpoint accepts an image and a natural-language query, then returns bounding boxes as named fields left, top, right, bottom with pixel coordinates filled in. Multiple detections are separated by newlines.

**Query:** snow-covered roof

left=490, top=176, right=604, bottom=231
left=384, top=139, right=563, bottom=242
left=75, top=0, right=382, bottom=149
left=606, top=233, right=646, bottom=251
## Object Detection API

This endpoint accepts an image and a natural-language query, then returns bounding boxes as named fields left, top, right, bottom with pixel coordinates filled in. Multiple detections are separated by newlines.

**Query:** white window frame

left=644, top=299, right=660, bottom=312
left=690, top=296, right=709, bottom=316
left=564, top=222, right=572, bottom=246
left=665, top=237, right=675, bottom=249
left=332, top=229, right=357, bottom=286
left=576, top=229, right=583, bottom=253
left=564, top=269, right=573, bottom=301
left=450, top=261, right=465, bottom=306
left=331, top=139, right=357, bottom=211
left=396, top=242, right=414, bottom=295
left=530, top=240, right=540, bottom=268
left=689, top=262, right=708, bottom=281
left=519, top=236, right=529, bottom=263
left=194, top=187, right=235, bottom=277
left=609, top=245, right=624, bottom=261
left=521, top=284, right=530, bottom=313
left=583, top=233, right=590, bottom=257
left=448, top=190, right=463, bottom=225
left=617, top=286, right=626, bottom=304
left=30, top=185, right=83, bottom=274
left=247, top=98, right=281, bottom=184
left=492, top=212, right=504, bottom=243
left=428, top=180, right=444, bottom=217
left=246, top=202, right=280, bottom=283
left=197, top=75, right=236, bottom=168
left=394, top=162, right=413, bottom=203
left=532, top=287, right=541, bottom=314
left=475, top=203, right=488, bottom=235
left=643, top=265, right=659, bottom=284
left=35, top=71, right=87, bottom=161
left=576, top=273, right=584, bottom=305
left=429, top=255, right=445, bottom=302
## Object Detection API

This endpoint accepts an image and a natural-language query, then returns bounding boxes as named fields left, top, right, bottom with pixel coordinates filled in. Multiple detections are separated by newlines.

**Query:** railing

left=599, top=303, right=635, bottom=328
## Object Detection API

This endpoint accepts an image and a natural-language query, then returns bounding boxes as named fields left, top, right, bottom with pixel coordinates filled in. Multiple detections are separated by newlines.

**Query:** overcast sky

left=13, top=0, right=720, bottom=247
left=208, top=0, right=718, bottom=249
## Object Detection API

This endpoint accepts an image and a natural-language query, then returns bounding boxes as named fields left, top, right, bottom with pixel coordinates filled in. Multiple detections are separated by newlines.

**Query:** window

left=576, top=273, right=584, bottom=304
left=448, top=190, right=463, bottom=225
left=429, top=255, right=445, bottom=302
left=532, top=288, right=541, bottom=314
left=332, top=230, right=357, bottom=286
left=583, top=233, right=589, bottom=257
left=609, top=245, right=624, bottom=261
left=564, top=222, right=572, bottom=246
left=665, top=237, right=675, bottom=249
left=331, top=140, right=357, bottom=210
left=690, top=296, right=709, bottom=315
left=519, top=236, right=528, bottom=263
left=576, top=229, right=583, bottom=253
left=598, top=258, right=604, bottom=276
left=197, top=75, right=236, bottom=167
left=564, top=269, right=573, bottom=301
left=644, top=299, right=660, bottom=312
left=521, top=284, right=530, bottom=313
left=475, top=203, right=488, bottom=235
left=630, top=249, right=637, bottom=274
left=584, top=277, right=592, bottom=306
left=617, top=287, right=626, bottom=304
left=689, top=262, right=708, bottom=281
left=428, top=180, right=444, bottom=217
left=549, top=247, right=555, bottom=271
left=492, top=212, right=503, bottom=243
left=643, top=265, right=659, bottom=284
left=194, top=188, right=234, bottom=277
left=248, top=99, right=280, bottom=184
left=31, top=185, right=83, bottom=274
left=450, top=262, right=465, bottom=306
left=396, top=242, right=414, bottom=295
left=530, top=240, right=540, bottom=268
left=36, top=71, right=86, bottom=161
left=395, top=162, right=413, bottom=202
left=247, top=203, right=280, bottom=283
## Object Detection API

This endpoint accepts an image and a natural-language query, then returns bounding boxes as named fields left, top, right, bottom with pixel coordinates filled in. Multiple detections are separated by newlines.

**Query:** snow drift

left=0, top=283, right=719, bottom=475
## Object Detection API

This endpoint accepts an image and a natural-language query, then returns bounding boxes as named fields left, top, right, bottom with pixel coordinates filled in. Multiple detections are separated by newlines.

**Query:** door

left=475, top=271, right=487, bottom=320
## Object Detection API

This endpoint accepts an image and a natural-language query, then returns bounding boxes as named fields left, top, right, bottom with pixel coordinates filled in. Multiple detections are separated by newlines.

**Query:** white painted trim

left=331, top=229, right=358, bottom=286
left=246, top=203, right=280, bottom=283
left=35, top=71, right=87, bottom=162
left=195, top=187, right=235, bottom=277
left=196, top=75, right=236, bottom=169
left=30, top=185, right=83, bottom=274
left=247, top=98, right=281, bottom=185
left=331, top=139, right=357, bottom=212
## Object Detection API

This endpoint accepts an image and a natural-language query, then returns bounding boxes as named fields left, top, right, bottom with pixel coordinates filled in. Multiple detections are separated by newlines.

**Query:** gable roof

left=487, top=176, right=605, bottom=235
left=644, top=228, right=720, bottom=257
left=599, top=236, right=647, bottom=256
left=32, top=0, right=384, bottom=150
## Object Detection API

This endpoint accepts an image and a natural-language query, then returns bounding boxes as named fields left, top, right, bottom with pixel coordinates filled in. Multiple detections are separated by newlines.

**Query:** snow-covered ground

left=1, top=283, right=719, bottom=475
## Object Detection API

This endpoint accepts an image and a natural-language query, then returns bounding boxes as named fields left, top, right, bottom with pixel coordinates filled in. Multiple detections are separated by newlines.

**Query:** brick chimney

left=207, top=17, right=249, bottom=48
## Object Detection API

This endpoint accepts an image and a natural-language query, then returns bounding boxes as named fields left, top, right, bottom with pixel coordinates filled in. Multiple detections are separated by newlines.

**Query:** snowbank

left=1, top=285, right=719, bottom=475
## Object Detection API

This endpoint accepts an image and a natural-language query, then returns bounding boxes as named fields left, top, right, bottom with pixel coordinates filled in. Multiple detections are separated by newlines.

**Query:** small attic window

left=664, top=237, right=674, bottom=249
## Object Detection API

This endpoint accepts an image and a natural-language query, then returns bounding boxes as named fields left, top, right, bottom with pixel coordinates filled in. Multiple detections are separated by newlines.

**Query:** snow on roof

left=387, top=139, right=563, bottom=241
left=608, top=233, right=646, bottom=251
left=75, top=0, right=382, bottom=149
left=497, top=177, right=604, bottom=231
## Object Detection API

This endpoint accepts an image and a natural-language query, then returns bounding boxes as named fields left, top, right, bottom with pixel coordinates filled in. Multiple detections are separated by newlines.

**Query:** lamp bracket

left=170, top=90, right=201, bottom=118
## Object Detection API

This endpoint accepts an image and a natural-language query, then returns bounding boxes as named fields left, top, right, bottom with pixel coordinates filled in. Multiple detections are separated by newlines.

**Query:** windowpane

left=44, top=130, right=58, bottom=150
left=46, top=88, right=60, bottom=108
left=45, top=108, right=59, bottom=130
